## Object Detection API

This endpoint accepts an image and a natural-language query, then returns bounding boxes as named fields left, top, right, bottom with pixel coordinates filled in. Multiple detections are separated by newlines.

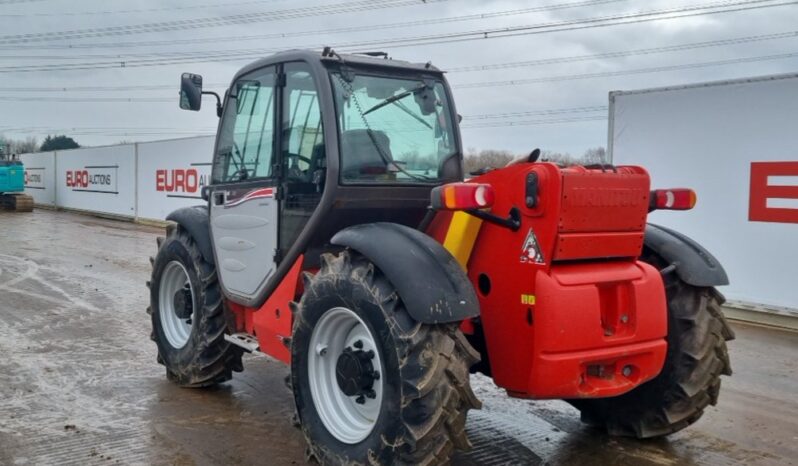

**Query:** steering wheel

left=230, top=142, right=253, bottom=180
left=288, top=153, right=312, bottom=164
left=285, top=153, right=313, bottom=182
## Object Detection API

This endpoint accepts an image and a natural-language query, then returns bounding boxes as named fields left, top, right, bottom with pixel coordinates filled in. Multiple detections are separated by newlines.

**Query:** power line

left=0, top=96, right=176, bottom=102
left=2, top=114, right=607, bottom=136
left=0, top=105, right=607, bottom=138
left=461, top=115, right=607, bottom=129
left=2, top=28, right=798, bottom=92
left=0, top=0, right=447, bottom=45
left=343, top=0, right=798, bottom=52
left=3, top=49, right=798, bottom=100
left=0, top=0, right=790, bottom=73
left=0, top=83, right=228, bottom=92
left=0, top=0, right=625, bottom=51
left=447, top=31, right=798, bottom=72
left=0, top=0, right=291, bottom=17
left=454, top=51, right=798, bottom=89
left=462, top=106, right=608, bottom=120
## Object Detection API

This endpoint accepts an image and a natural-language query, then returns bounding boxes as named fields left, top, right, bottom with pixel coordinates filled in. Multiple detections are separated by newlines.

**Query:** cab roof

left=233, top=49, right=443, bottom=82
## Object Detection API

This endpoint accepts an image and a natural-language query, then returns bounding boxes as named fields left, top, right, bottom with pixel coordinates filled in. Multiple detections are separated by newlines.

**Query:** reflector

left=431, top=183, right=495, bottom=210
left=653, top=189, right=696, bottom=210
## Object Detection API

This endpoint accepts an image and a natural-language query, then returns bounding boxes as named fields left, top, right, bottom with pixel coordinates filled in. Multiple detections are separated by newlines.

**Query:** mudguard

left=644, top=223, right=728, bottom=287
left=331, top=222, right=480, bottom=324
left=166, top=205, right=215, bottom=265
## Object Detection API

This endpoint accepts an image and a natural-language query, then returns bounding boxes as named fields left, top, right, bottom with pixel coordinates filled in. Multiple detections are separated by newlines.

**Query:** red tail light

left=651, top=189, right=697, bottom=211
left=431, top=183, right=495, bottom=210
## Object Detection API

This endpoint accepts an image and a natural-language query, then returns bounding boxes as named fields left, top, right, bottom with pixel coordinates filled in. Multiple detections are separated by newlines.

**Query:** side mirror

left=180, top=73, right=203, bottom=111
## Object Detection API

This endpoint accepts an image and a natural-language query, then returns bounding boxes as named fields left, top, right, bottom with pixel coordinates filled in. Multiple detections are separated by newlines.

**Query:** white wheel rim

left=308, top=307, right=384, bottom=444
left=158, top=261, right=194, bottom=349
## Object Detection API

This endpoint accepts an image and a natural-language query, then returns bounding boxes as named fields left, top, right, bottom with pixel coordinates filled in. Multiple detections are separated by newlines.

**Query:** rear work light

left=651, top=188, right=697, bottom=211
left=431, top=183, right=495, bottom=210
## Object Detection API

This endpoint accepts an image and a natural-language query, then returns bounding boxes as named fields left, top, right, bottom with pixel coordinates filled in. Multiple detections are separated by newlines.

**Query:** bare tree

left=540, top=150, right=578, bottom=166
left=464, top=149, right=515, bottom=173
left=582, top=146, right=607, bottom=165
left=461, top=146, right=607, bottom=173
left=0, top=135, right=39, bottom=155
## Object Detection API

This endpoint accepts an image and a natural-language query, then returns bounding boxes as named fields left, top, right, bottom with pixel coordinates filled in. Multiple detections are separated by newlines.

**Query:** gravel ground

left=0, top=209, right=796, bottom=465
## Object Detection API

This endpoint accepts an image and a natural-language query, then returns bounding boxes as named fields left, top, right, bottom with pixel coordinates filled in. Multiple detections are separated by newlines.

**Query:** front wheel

left=569, top=252, right=735, bottom=438
left=291, top=250, right=481, bottom=465
left=148, top=225, right=242, bottom=387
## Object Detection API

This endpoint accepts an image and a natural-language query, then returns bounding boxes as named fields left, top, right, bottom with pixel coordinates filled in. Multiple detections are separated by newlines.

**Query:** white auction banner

left=136, top=136, right=215, bottom=221
left=55, top=144, right=136, bottom=217
left=21, top=151, right=56, bottom=206
left=609, top=73, right=798, bottom=313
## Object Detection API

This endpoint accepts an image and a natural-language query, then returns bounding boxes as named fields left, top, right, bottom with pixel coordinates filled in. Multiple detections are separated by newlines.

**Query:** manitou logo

left=568, top=187, right=644, bottom=208
left=155, top=168, right=208, bottom=193
left=65, top=166, right=118, bottom=194
left=749, top=161, right=798, bottom=224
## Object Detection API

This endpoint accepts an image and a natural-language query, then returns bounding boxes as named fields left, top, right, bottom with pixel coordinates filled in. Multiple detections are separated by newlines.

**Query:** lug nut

left=355, top=395, right=366, bottom=405
left=365, top=350, right=375, bottom=359
left=372, top=370, right=380, bottom=381
left=366, top=389, right=376, bottom=399
left=353, top=340, right=364, bottom=349
left=316, top=344, right=328, bottom=356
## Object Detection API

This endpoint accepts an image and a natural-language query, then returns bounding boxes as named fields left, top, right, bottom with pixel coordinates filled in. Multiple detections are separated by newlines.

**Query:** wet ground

left=0, top=209, right=796, bottom=466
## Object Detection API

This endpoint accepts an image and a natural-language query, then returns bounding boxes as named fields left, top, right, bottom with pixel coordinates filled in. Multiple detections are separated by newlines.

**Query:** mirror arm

left=202, top=91, right=223, bottom=117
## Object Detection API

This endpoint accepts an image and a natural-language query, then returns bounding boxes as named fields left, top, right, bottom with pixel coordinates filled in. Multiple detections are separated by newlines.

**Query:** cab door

left=209, top=65, right=279, bottom=301
left=278, top=62, right=326, bottom=259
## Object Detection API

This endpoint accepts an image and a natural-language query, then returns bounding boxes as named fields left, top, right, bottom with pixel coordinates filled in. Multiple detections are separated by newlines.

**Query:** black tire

left=291, top=250, right=481, bottom=465
left=147, top=224, right=242, bottom=387
left=569, top=252, right=735, bottom=438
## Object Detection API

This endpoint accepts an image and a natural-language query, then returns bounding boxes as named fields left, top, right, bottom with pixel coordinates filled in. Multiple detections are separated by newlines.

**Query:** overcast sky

left=0, top=0, right=796, bottom=156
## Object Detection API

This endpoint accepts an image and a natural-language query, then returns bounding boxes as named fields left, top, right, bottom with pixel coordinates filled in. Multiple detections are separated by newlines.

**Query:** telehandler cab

left=149, top=48, right=734, bottom=465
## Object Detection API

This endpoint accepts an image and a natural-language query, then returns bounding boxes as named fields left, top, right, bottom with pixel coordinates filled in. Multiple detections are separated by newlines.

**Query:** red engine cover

left=463, top=163, right=668, bottom=398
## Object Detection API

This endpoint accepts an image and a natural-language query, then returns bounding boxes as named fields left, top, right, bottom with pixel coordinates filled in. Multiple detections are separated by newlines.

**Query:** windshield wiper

left=334, top=73, right=435, bottom=183
left=362, top=82, right=427, bottom=116
left=393, top=100, right=432, bottom=129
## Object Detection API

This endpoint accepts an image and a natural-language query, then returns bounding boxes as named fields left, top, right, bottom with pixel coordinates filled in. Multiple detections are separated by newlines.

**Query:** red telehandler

left=148, top=49, right=733, bottom=465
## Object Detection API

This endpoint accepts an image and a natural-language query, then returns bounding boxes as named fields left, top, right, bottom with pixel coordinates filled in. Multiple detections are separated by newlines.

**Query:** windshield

left=331, top=72, right=458, bottom=183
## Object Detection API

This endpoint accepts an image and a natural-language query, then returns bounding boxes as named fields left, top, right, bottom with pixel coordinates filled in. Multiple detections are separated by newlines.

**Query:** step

left=224, top=332, right=260, bottom=353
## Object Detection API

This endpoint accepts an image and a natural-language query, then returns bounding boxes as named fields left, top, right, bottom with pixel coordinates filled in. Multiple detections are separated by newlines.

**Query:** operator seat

left=340, top=129, right=392, bottom=179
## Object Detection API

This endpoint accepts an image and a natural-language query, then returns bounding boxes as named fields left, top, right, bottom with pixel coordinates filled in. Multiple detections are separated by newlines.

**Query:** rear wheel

left=291, top=250, right=481, bottom=465
left=569, top=252, right=735, bottom=438
left=148, top=225, right=242, bottom=387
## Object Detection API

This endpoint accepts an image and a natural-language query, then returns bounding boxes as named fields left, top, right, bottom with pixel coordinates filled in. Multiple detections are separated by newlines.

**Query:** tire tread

left=150, top=226, right=242, bottom=388
left=569, top=265, right=734, bottom=439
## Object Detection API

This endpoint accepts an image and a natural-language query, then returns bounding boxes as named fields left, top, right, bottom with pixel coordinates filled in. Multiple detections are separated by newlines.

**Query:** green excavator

left=0, top=148, right=34, bottom=212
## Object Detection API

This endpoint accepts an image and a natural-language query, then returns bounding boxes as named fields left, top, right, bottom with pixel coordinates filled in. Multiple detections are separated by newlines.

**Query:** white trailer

left=609, top=73, right=798, bottom=321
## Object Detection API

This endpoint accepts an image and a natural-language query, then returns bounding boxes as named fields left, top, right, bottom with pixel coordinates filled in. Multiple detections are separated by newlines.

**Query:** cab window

left=213, top=66, right=276, bottom=184
left=278, top=62, right=325, bottom=254
left=331, top=72, right=457, bottom=184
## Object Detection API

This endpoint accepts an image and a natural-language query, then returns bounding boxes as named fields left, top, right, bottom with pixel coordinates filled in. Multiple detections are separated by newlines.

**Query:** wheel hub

left=307, top=307, right=385, bottom=444
left=158, top=261, right=194, bottom=349
left=173, top=284, right=193, bottom=320
left=335, top=342, right=379, bottom=400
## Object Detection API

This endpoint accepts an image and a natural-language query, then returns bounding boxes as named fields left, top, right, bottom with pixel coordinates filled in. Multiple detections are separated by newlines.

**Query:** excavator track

left=1, top=193, right=34, bottom=212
